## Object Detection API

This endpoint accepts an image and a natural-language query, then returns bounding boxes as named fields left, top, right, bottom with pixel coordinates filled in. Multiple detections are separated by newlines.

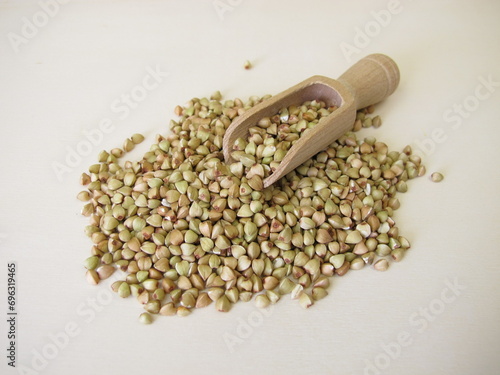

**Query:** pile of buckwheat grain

left=77, top=91, right=424, bottom=323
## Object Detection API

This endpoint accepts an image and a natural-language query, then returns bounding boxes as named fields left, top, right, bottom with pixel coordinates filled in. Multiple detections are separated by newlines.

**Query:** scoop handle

left=338, top=53, right=400, bottom=110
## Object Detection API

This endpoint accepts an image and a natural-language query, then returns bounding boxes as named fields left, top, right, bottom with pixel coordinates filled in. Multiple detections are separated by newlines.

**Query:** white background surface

left=1, top=1, right=499, bottom=374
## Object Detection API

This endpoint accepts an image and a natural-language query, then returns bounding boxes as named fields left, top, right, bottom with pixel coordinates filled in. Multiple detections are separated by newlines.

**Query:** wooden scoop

left=222, top=53, right=400, bottom=188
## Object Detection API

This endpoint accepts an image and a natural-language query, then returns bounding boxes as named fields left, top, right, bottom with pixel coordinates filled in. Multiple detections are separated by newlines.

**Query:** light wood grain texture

left=222, top=53, right=400, bottom=188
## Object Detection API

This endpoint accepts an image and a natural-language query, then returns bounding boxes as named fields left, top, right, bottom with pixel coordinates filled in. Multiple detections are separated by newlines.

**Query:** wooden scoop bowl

left=222, top=53, right=400, bottom=188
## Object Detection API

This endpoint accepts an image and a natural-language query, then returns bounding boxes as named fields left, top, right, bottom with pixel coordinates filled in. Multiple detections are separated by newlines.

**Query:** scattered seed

left=84, top=256, right=99, bottom=270
left=216, top=295, right=231, bottom=312
left=131, top=133, right=145, bottom=144
left=291, top=284, right=304, bottom=300
left=86, top=270, right=99, bottom=285
left=373, top=259, right=389, bottom=272
left=255, top=294, right=271, bottom=309
left=312, top=287, right=328, bottom=301
left=159, top=302, right=177, bottom=316
left=430, top=172, right=444, bottom=182
left=96, top=265, right=115, bottom=280
left=138, top=312, right=153, bottom=324
left=177, top=306, right=191, bottom=317
left=117, top=282, right=131, bottom=298
left=77, top=191, right=91, bottom=202
left=298, top=292, right=314, bottom=309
